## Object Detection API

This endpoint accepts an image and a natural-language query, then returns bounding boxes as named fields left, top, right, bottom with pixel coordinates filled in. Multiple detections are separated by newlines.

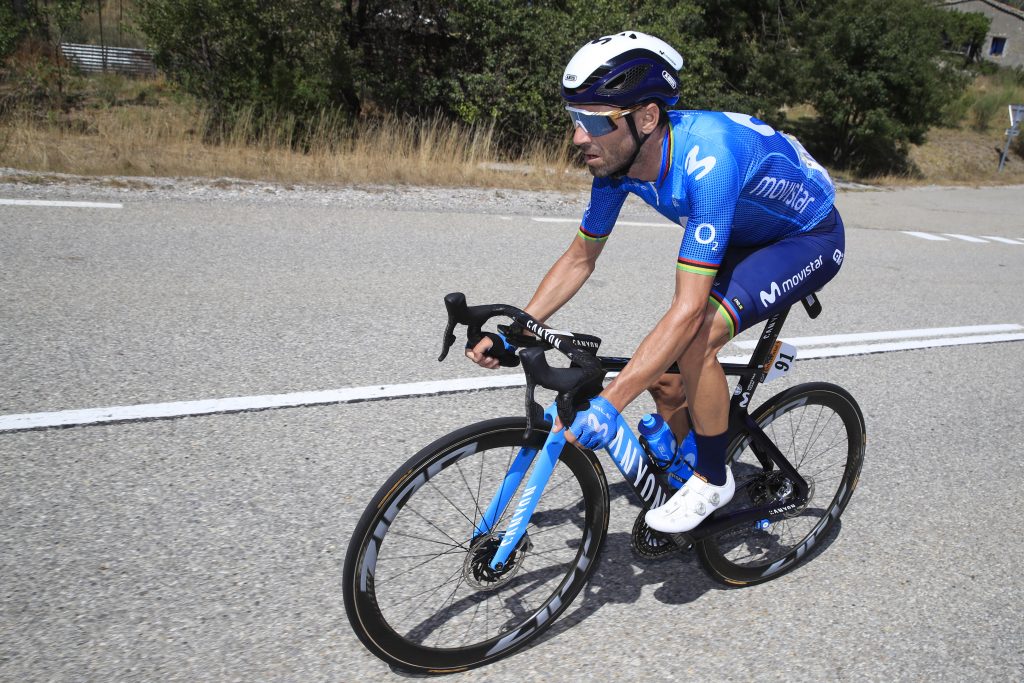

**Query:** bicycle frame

left=480, top=302, right=816, bottom=571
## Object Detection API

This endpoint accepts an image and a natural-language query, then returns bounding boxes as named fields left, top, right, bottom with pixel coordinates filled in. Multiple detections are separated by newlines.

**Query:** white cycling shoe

left=645, top=466, right=735, bottom=533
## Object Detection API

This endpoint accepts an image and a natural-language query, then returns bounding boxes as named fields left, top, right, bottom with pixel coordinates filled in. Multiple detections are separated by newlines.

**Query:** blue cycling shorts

left=709, top=207, right=846, bottom=338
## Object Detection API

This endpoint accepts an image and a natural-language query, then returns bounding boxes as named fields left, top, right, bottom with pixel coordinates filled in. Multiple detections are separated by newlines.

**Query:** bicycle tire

left=696, top=382, right=865, bottom=586
left=343, top=417, right=609, bottom=674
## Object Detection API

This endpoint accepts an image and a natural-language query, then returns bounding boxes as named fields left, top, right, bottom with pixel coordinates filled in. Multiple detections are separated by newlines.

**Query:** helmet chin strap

left=610, top=113, right=650, bottom=179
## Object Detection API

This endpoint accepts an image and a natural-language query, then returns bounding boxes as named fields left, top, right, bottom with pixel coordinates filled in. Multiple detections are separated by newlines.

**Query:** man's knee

left=704, top=306, right=733, bottom=353
left=682, top=305, right=732, bottom=366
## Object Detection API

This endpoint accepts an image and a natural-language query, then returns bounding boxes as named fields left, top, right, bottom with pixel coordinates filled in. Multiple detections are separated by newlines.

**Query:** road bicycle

left=343, top=292, right=865, bottom=674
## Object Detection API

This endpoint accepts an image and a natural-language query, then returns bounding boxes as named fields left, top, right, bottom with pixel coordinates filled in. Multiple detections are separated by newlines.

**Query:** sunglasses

left=565, top=105, right=641, bottom=137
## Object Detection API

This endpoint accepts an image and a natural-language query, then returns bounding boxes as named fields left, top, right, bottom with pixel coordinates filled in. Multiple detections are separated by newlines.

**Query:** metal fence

left=58, top=43, right=157, bottom=77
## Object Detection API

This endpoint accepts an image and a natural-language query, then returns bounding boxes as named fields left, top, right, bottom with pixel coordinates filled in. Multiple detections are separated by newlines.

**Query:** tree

left=800, top=0, right=976, bottom=173
left=349, top=0, right=716, bottom=151
left=134, top=0, right=358, bottom=137
left=694, top=0, right=811, bottom=124
left=1, top=3, right=26, bottom=60
left=939, top=8, right=990, bottom=64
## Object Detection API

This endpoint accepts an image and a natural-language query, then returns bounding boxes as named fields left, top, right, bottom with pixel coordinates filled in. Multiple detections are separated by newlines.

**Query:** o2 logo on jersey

left=683, top=221, right=720, bottom=251
left=694, top=222, right=718, bottom=250
left=685, top=145, right=716, bottom=181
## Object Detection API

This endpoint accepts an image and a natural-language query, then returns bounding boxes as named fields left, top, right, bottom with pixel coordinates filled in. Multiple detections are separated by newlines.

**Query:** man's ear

left=640, top=102, right=661, bottom=135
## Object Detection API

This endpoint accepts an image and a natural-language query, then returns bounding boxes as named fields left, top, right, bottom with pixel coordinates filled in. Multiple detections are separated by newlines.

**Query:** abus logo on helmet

left=565, top=74, right=577, bottom=82
left=661, top=70, right=677, bottom=89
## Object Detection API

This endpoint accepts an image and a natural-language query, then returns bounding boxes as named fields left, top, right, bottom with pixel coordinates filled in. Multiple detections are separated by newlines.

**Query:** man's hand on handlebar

left=466, top=336, right=501, bottom=370
left=465, top=331, right=519, bottom=369
left=555, top=395, right=620, bottom=451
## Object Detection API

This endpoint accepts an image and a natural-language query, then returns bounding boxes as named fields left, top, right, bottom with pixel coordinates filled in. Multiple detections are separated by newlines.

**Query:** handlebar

left=438, top=292, right=606, bottom=438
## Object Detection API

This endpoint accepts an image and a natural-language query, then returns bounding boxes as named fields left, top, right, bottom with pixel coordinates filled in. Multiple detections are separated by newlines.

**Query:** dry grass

left=905, top=126, right=1024, bottom=183
left=0, top=80, right=586, bottom=191
left=3, top=70, right=1024, bottom=190
left=870, top=72, right=1024, bottom=185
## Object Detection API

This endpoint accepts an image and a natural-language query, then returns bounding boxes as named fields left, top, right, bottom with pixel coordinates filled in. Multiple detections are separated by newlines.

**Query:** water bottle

left=637, top=414, right=676, bottom=468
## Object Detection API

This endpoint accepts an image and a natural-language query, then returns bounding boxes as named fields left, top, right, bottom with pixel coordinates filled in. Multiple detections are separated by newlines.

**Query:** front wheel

left=696, top=382, right=865, bottom=585
left=343, top=417, right=609, bottom=674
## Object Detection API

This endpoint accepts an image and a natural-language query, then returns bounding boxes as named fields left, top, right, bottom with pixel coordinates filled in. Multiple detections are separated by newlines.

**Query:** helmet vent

left=597, top=64, right=650, bottom=95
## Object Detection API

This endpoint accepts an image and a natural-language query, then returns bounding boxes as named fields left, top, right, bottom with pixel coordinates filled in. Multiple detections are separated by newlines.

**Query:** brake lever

left=438, top=315, right=458, bottom=362
left=438, top=292, right=469, bottom=361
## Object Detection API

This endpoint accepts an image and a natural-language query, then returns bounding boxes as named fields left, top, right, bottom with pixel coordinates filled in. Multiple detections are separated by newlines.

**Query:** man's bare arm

left=466, top=234, right=604, bottom=368
left=600, top=268, right=713, bottom=410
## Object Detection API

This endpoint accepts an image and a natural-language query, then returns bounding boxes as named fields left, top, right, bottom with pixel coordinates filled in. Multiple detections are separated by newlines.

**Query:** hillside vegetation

left=2, top=0, right=1023, bottom=187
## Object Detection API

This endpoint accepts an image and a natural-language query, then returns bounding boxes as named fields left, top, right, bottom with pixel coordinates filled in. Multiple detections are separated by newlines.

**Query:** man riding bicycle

left=467, top=31, right=845, bottom=534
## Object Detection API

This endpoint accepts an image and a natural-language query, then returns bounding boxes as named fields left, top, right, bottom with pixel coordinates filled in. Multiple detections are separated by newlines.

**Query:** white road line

left=981, top=235, right=1024, bottom=245
left=0, top=199, right=123, bottom=209
left=731, top=323, right=1023, bottom=349
left=944, top=233, right=989, bottom=243
left=903, top=231, right=948, bottom=241
left=0, top=376, right=526, bottom=432
left=532, top=217, right=673, bottom=228
left=798, top=333, right=1024, bottom=359
left=3, top=326, right=1023, bottom=433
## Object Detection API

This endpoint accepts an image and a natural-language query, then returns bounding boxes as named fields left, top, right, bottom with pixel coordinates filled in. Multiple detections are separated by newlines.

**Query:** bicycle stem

left=439, top=293, right=606, bottom=434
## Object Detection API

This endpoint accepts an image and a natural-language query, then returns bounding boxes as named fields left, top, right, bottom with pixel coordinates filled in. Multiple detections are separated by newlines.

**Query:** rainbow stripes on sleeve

left=676, top=256, right=717, bottom=277
left=577, top=225, right=610, bottom=242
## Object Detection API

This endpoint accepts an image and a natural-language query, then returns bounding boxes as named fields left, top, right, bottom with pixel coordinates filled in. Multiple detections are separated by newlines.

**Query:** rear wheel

left=697, top=383, right=865, bottom=585
left=343, top=417, right=609, bottom=674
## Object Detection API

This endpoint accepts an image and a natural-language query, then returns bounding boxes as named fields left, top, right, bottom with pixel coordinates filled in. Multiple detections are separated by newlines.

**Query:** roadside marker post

left=998, top=104, right=1024, bottom=172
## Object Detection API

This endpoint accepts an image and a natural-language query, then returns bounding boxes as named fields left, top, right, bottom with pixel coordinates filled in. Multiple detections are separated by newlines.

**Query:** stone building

left=942, top=0, right=1024, bottom=67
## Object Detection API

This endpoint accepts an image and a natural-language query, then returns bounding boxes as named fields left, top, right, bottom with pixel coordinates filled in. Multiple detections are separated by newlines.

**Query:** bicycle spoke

left=395, top=565, right=468, bottom=638
left=705, top=391, right=861, bottom=576
left=426, top=475, right=479, bottom=529
left=347, top=418, right=607, bottom=670
left=386, top=564, right=466, bottom=621
left=376, top=547, right=466, bottom=590
left=378, top=547, right=468, bottom=563
left=384, top=527, right=465, bottom=551
left=401, top=502, right=472, bottom=550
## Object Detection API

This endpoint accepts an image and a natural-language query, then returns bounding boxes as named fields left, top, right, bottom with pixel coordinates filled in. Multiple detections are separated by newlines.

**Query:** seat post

left=748, top=308, right=789, bottom=370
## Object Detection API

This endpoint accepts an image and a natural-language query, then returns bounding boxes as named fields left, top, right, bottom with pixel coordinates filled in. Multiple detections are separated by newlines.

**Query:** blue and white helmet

left=561, top=31, right=684, bottom=107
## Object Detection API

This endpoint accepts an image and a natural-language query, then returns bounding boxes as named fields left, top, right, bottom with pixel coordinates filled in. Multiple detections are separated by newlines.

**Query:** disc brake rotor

left=463, top=533, right=532, bottom=590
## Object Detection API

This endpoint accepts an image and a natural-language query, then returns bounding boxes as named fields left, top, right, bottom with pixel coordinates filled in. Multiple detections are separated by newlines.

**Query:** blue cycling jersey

left=578, top=110, right=836, bottom=277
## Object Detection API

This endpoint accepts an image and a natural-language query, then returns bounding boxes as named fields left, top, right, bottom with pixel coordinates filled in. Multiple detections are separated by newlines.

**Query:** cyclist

left=467, top=31, right=845, bottom=534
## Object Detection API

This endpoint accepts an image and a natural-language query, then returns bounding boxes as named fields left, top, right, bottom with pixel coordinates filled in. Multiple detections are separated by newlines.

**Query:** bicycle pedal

left=668, top=532, right=694, bottom=550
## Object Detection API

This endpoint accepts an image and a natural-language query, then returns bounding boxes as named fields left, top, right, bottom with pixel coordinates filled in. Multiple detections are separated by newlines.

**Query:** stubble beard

left=582, top=135, right=637, bottom=179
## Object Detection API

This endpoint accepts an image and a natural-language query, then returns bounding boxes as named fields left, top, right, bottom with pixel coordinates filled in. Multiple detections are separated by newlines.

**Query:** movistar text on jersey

left=748, top=176, right=817, bottom=214
left=760, top=254, right=825, bottom=307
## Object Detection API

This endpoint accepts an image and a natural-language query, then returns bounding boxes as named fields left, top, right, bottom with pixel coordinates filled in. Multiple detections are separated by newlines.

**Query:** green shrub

left=801, top=0, right=976, bottom=174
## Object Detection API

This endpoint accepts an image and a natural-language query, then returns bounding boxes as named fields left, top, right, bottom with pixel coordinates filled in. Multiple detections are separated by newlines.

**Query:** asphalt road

left=1, top=181, right=1023, bottom=682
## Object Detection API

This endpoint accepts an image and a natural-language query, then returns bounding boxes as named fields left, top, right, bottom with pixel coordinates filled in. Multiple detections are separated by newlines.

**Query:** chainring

left=630, top=510, right=687, bottom=558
